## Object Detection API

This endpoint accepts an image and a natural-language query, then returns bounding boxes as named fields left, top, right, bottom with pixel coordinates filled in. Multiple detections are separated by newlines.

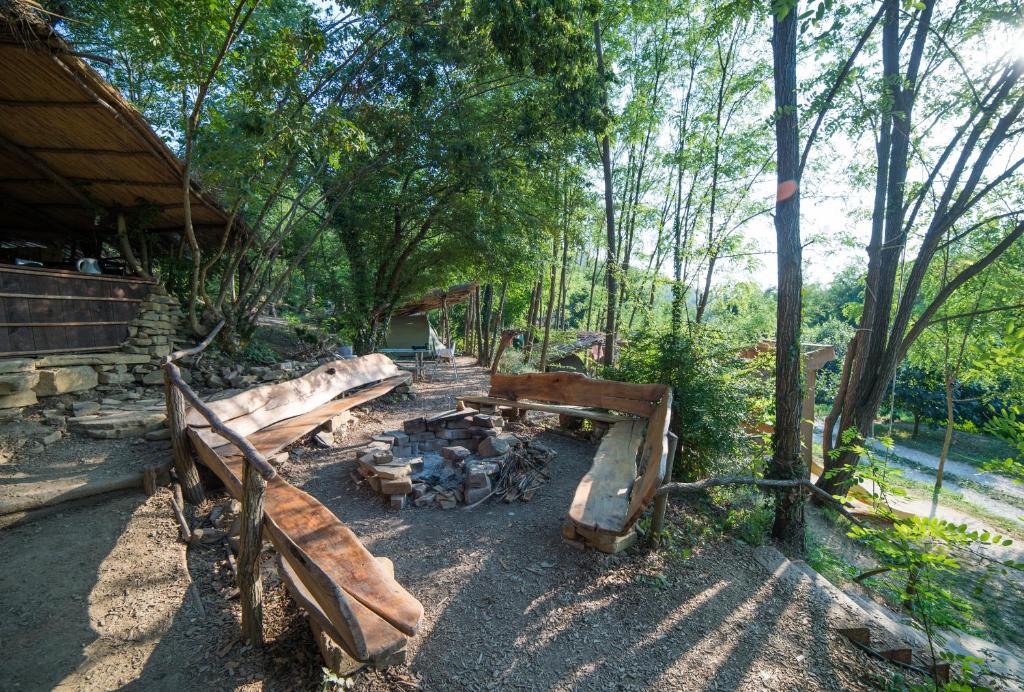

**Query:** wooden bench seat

left=459, top=371, right=672, bottom=541
left=457, top=395, right=637, bottom=424
left=212, top=376, right=409, bottom=460
left=568, top=418, right=646, bottom=533
left=185, top=354, right=423, bottom=663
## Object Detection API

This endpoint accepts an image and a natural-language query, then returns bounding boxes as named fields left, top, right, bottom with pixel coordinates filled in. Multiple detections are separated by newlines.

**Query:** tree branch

left=656, top=476, right=863, bottom=526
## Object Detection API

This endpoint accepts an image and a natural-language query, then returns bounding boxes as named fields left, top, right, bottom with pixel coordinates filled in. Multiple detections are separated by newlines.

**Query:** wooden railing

left=162, top=319, right=276, bottom=644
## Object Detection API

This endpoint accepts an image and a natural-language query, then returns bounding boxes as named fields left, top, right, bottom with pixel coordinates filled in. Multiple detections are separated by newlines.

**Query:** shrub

left=603, top=328, right=758, bottom=480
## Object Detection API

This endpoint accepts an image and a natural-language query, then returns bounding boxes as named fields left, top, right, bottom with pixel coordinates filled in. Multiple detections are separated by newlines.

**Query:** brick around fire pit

left=357, top=408, right=555, bottom=510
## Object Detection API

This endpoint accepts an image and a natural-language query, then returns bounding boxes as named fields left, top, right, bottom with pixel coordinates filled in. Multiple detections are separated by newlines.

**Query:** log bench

left=184, top=354, right=424, bottom=664
left=459, top=372, right=672, bottom=552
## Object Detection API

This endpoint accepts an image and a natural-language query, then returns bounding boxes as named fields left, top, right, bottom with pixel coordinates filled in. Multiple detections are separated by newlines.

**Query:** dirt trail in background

left=813, top=424, right=1024, bottom=537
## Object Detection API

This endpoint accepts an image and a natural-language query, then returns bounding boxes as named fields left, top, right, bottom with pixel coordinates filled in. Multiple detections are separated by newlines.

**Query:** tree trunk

left=479, top=284, right=494, bottom=365
left=474, top=286, right=486, bottom=365
left=558, top=230, right=570, bottom=329
left=817, top=0, right=939, bottom=497
left=117, top=213, right=150, bottom=278
left=585, top=251, right=599, bottom=332
left=539, top=234, right=559, bottom=372
left=488, top=283, right=507, bottom=363
left=594, top=20, right=618, bottom=367
left=463, top=289, right=475, bottom=356
left=491, top=329, right=519, bottom=376
left=769, top=2, right=804, bottom=552
left=524, top=273, right=542, bottom=363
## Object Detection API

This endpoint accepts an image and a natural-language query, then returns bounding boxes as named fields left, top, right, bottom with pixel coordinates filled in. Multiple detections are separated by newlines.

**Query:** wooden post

left=238, top=459, right=267, bottom=645
left=649, top=432, right=679, bottom=543
left=164, top=371, right=205, bottom=505
left=801, top=366, right=817, bottom=473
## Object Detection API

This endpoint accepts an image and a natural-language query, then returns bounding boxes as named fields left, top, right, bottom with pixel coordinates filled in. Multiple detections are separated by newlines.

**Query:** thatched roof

left=0, top=1, right=239, bottom=247
left=394, top=282, right=477, bottom=316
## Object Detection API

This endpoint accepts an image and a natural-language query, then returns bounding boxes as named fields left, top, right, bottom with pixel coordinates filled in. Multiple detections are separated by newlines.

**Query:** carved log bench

left=185, top=354, right=423, bottom=664
left=459, top=372, right=672, bottom=552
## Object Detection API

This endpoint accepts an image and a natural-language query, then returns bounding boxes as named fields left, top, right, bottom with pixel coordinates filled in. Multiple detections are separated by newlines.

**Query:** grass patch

left=888, top=422, right=1018, bottom=473
left=806, top=541, right=859, bottom=584
left=881, top=473, right=1024, bottom=540
left=889, top=455, right=1024, bottom=514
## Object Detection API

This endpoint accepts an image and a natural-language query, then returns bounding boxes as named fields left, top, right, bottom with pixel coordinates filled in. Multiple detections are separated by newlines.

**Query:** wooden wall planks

left=0, top=264, right=152, bottom=356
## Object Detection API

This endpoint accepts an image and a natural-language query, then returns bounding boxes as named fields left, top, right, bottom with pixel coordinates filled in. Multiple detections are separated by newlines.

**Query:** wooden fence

left=0, top=264, right=153, bottom=356
left=162, top=320, right=277, bottom=644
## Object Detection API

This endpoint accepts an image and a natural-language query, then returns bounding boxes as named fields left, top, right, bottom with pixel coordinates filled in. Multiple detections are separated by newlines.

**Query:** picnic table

left=377, top=348, right=429, bottom=381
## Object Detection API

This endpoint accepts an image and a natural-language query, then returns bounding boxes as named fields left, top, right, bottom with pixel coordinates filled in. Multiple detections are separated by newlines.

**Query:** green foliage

left=237, top=338, right=280, bottom=366
left=829, top=431, right=1024, bottom=675
left=983, top=406, right=1024, bottom=483
left=604, top=328, right=757, bottom=479
left=718, top=487, right=773, bottom=546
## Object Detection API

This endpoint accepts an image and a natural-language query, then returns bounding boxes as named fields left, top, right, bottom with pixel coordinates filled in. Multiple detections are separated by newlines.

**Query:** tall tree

left=594, top=19, right=619, bottom=366
left=818, top=0, right=1024, bottom=495
left=769, top=0, right=804, bottom=550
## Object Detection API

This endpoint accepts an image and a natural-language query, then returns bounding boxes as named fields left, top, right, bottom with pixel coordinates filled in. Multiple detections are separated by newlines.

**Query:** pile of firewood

left=493, top=442, right=555, bottom=503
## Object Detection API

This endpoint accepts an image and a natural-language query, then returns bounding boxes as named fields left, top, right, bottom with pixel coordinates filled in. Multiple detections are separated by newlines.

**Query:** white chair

left=433, top=346, right=458, bottom=382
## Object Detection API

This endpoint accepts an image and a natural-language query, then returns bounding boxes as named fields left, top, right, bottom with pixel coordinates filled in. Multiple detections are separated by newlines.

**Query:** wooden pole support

left=238, top=459, right=267, bottom=645
left=164, top=370, right=205, bottom=505
left=649, top=432, right=678, bottom=543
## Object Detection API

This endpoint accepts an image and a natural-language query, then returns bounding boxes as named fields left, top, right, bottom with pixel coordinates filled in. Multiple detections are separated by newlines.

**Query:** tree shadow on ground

left=301, top=420, right=848, bottom=690
left=0, top=492, right=141, bottom=690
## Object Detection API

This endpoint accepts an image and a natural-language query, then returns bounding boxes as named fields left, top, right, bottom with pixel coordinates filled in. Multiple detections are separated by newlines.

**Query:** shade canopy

left=0, top=2, right=238, bottom=250
left=393, top=282, right=476, bottom=317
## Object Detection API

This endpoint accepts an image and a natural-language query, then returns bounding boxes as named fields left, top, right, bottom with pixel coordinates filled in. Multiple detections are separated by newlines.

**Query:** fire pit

left=355, top=408, right=556, bottom=509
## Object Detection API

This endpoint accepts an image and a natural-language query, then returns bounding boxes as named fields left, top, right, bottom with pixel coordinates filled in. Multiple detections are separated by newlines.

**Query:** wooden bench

left=459, top=372, right=672, bottom=551
left=185, top=354, right=424, bottom=664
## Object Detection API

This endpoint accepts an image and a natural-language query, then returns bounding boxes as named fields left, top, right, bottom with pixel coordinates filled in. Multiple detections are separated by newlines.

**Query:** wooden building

left=0, top=1, right=237, bottom=358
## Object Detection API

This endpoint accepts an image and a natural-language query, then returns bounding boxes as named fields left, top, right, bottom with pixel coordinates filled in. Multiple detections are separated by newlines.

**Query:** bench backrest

left=625, top=388, right=673, bottom=529
left=488, top=371, right=672, bottom=531
left=187, top=354, right=401, bottom=445
left=489, top=371, right=666, bottom=417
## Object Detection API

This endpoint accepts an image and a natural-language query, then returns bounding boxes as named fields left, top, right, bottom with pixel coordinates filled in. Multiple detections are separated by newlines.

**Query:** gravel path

left=0, top=360, right=910, bottom=690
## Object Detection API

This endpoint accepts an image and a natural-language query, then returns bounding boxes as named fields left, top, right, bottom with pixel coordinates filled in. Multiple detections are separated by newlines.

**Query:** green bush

left=603, top=328, right=758, bottom=480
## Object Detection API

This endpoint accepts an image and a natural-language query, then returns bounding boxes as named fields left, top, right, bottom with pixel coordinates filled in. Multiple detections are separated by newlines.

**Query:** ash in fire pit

left=354, top=408, right=556, bottom=509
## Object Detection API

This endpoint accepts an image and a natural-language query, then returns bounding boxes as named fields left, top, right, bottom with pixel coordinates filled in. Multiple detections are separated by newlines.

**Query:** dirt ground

left=0, top=358, right=910, bottom=690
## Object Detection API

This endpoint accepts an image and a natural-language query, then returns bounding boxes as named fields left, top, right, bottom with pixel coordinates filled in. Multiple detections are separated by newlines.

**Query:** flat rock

left=35, top=352, right=150, bottom=367
left=98, top=372, right=134, bottom=385
left=478, top=433, right=518, bottom=457
left=71, top=400, right=101, bottom=416
left=441, top=446, right=471, bottom=462
left=0, top=358, right=35, bottom=374
left=373, top=464, right=411, bottom=481
left=34, top=366, right=98, bottom=396
left=0, top=390, right=37, bottom=409
left=0, top=371, right=39, bottom=394
left=142, top=370, right=165, bottom=386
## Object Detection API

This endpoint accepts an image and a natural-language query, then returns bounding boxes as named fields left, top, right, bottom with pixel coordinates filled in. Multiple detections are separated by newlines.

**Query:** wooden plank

left=189, top=431, right=423, bottom=640
left=568, top=419, right=646, bottom=534
left=278, top=555, right=406, bottom=662
left=0, top=344, right=117, bottom=357
left=202, top=376, right=410, bottom=453
left=624, top=389, right=673, bottom=530
left=0, top=321, right=129, bottom=327
left=186, top=355, right=402, bottom=433
left=457, top=395, right=636, bottom=424
left=0, top=264, right=154, bottom=285
left=489, top=372, right=665, bottom=417
left=0, top=292, right=144, bottom=302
